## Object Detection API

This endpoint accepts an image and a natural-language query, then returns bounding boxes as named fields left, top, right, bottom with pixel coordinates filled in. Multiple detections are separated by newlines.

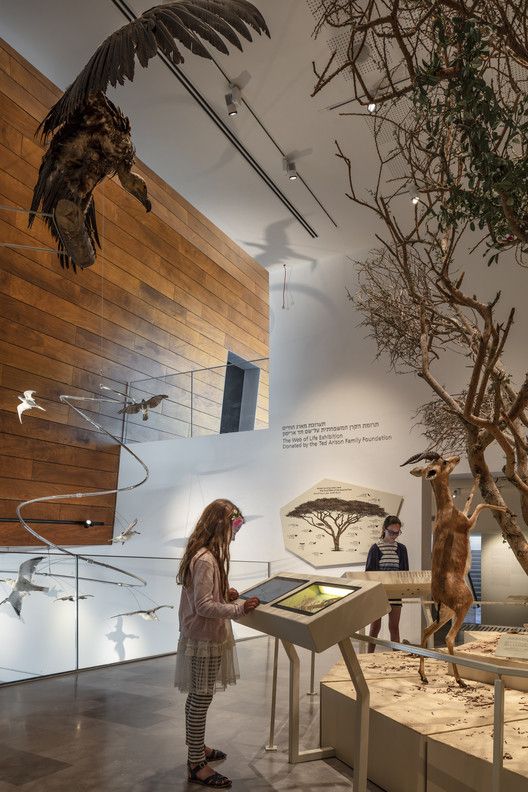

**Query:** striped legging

left=185, top=655, right=222, bottom=764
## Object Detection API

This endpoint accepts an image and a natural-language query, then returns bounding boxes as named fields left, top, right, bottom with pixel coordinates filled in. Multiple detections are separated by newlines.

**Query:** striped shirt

left=377, top=540, right=400, bottom=571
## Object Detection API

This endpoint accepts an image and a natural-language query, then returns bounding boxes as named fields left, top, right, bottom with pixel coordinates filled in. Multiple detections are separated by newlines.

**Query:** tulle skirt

left=174, top=622, right=240, bottom=695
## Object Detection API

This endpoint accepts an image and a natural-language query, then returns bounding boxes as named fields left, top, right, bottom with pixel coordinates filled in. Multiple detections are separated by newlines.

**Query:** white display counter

left=237, top=572, right=390, bottom=791
left=321, top=651, right=528, bottom=792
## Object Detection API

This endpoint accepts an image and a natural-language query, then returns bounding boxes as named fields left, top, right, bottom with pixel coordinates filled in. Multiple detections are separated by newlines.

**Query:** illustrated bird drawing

left=112, top=518, right=141, bottom=544
left=110, top=605, right=174, bottom=621
left=118, top=394, right=168, bottom=421
left=29, top=1, right=270, bottom=270
left=17, top=390, right=46, bottom=423
left=0, top=557, right=49, bottom=617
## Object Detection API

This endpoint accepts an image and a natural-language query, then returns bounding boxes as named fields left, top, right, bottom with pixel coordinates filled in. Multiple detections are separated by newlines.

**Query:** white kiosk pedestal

left=237, top=572, right=389, bottom=791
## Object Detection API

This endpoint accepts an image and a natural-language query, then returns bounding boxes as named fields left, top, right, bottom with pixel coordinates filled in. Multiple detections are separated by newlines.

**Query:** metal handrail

left=352, top=632, right=528, bottom=677
left=0, top=550, right=271, bottom=565
left=129, top=358, right=269, bottom=385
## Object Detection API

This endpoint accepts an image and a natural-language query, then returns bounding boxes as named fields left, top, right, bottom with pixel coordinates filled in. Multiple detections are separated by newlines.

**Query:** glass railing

left=122, top=358, right=269, bottom=443
left=0, top=551, right=274, bottom=685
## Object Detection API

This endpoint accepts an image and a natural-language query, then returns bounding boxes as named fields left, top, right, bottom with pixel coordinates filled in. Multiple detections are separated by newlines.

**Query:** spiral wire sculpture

left=16, top=392, right=150, bottom=587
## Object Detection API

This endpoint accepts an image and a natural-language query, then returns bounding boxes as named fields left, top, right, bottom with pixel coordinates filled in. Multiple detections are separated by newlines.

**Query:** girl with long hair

left=175, top=498, right=259, bottom=789
left=365, top=515, right=409, bottom=653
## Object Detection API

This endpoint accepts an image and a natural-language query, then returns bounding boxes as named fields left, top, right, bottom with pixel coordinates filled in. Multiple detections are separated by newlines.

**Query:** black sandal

left=188, top=760, right=232, bottom=788
left=205, top=748, right=227, bottom=762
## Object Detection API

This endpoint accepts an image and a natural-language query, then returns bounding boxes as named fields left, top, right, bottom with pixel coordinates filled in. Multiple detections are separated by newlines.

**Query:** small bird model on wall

left=110, top=605, right=174, bottom=621
left=29, top=1, right=270, bottom=270
left=112, top=518, right=141, bottom=544
left=118, top=394, right=168, bottom=421
left=17, top=390, right=46, bottom=423
left=0, top=557, right=49, bottom=617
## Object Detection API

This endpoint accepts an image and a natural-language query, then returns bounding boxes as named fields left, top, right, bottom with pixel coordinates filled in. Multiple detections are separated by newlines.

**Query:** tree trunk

left=467, top=435, right=528, bottom=575
left=332, top=535, right=341, bottom=551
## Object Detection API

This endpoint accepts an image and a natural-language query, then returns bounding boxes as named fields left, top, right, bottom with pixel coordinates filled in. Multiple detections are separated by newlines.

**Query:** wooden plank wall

left=0, top=38, right=269, bottom=546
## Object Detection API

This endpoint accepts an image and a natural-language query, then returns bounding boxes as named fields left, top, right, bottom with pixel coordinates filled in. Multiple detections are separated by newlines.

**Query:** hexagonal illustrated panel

left=280, top=478, right=403, bottom=568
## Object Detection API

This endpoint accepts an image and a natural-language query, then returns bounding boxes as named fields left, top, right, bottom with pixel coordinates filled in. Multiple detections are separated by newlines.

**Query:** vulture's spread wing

left=39, top=0, right=269, bottom=138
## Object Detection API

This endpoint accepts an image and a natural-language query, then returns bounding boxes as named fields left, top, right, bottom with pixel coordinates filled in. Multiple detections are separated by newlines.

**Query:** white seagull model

left=54, top=594, right=94, bottom=602
left=112, top=519, right=140, bottom=545
left=109, top=605, right=174, bottom=621
left=17, top=391, right=46, bottom=423
left=0, top=557, right=49, bottom=617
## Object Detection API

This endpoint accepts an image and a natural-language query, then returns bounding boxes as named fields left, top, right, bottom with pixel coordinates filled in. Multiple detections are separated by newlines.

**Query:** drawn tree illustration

left=286, top=498, right=387, bottom=551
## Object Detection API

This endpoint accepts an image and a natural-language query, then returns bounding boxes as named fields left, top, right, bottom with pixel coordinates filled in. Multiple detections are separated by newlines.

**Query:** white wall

left=110, top=255, right=434, bottom=652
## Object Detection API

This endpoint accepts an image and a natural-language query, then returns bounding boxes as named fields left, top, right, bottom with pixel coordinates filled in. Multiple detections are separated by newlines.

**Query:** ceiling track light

left=408, top=182, right=420, bottom=205
left=366, top=76, right=386, bottom=114
left=225, top=84, right=241, bottom=117
left=283, top=157, right=298, bottom=181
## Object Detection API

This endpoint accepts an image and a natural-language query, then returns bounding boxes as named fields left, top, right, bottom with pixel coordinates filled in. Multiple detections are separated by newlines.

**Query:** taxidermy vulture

left=30, top=1, right=269, bottom=270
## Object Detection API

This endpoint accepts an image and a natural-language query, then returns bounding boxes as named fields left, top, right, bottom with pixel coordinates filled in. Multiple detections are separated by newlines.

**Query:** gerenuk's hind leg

left=444, top=597, right=472, bottom=687
left=419, top=604, right=452, bottom=684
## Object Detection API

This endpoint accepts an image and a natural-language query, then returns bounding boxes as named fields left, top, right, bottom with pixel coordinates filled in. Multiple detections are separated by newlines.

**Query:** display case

left=341, top=570, right=432, bottom=599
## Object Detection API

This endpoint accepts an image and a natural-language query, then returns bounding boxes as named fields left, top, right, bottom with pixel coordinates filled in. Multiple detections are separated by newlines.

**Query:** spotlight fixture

left=283, top=157, right=298, bottom=181
left=366, top=76, right=385, bottom=115
left=225, top=84, right=241, bottom=117
left=84, top=519, right=93, bottom=528
left=408, top=182, right=420, bottom=205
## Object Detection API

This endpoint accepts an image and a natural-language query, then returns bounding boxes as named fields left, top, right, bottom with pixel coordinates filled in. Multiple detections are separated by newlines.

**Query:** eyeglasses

left=386, top=528, right=401, bottom=536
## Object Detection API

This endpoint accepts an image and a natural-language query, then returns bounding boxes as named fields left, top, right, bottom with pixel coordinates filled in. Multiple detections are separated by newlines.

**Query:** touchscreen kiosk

left=237, top=572, right=389, bottom=653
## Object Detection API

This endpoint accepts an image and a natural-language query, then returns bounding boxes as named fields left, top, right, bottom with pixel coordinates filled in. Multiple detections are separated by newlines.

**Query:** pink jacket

left=178, top=549, right=245, bottom=643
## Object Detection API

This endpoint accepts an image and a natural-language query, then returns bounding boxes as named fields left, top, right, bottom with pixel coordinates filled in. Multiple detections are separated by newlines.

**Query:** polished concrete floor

left=0, top=637, right=384, bottom=791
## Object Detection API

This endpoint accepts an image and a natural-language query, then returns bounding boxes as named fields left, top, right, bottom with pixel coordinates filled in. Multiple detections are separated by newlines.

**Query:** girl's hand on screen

left=243, top=596, right=260, bottom=613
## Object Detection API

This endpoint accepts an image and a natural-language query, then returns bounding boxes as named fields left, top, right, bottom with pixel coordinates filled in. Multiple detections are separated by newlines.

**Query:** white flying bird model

left=112, top=519, right=140, bottom=545
left=0, top=557, right=49, bottom=617
left=54, top=594, right=94, bottom=602
left=109, top=605, right=174, bottom=621
left=17, top=390, right=46, bottom=423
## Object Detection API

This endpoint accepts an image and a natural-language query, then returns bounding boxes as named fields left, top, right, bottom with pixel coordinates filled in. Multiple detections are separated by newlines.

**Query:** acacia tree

left=287, top=498, right=386, bottom=551
left=311, top=14, right=528, bottom=572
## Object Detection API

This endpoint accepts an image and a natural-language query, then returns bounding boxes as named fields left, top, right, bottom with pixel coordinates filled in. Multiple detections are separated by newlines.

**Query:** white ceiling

left=0, top=0, right=386, bottom=273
